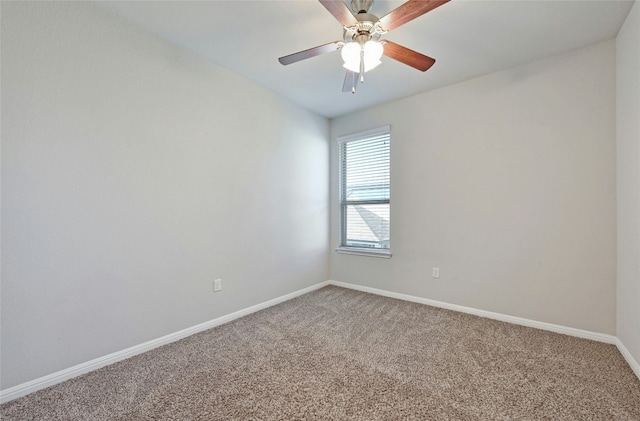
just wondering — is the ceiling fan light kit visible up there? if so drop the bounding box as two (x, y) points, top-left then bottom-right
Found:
(341, 39), (383, 73)
(278, 0), (451, 93)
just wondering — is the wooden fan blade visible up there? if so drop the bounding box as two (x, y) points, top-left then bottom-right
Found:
(383, 41), (436, 72)
(319, 0), (358, 27)
(379, 0), (451, 32)
(278, 41), (343, 65)
(342, 70), (359, 93)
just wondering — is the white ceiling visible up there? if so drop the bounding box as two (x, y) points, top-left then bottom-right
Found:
(96, 0), (634, 119)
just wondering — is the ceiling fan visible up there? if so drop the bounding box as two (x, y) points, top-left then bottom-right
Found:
(278, 0), (450, 93)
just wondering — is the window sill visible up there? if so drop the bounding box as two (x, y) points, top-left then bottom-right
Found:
(335, 247), (392, 258)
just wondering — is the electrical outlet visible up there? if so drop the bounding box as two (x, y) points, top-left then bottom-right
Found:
(213, 278), (222, 292)
(432, 268), (440, 279)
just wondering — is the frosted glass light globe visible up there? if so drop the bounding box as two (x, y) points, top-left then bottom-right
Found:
(341, 40), (383, 73)
(341, 42), (361, 72)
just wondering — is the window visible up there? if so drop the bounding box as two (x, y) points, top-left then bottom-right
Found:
(337, 126), (391, 258)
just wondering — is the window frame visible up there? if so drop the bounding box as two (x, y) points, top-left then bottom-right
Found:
(336, 126), (392, 258)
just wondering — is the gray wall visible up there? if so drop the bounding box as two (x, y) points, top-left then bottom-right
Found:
(617, 1), (640, 368)
(1, 2), (329, 389)
(330, 40), (617, 335)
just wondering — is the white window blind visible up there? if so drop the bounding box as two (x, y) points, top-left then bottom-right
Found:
(338, 126), (391, 254)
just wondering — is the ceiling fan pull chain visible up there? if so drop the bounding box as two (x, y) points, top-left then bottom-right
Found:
(360, 49), (365, 83)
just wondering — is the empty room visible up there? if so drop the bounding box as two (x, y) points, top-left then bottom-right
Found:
(1, 0), (639, 419)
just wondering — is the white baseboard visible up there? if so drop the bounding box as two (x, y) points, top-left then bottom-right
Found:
(327, 280), (617, 344)
(616, 338), (640, 380)
(0, 281), (330, 404)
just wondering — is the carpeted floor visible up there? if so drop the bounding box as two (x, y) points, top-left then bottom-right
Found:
(2, 285), (640, 420)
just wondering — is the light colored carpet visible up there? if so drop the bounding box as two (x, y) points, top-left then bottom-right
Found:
(2, 285), (639, 420)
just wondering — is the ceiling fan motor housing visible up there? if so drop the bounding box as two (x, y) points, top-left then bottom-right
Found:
(343, 12), (385, 43)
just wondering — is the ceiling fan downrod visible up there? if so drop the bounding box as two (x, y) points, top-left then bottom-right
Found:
(351, 0), (374, 14)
